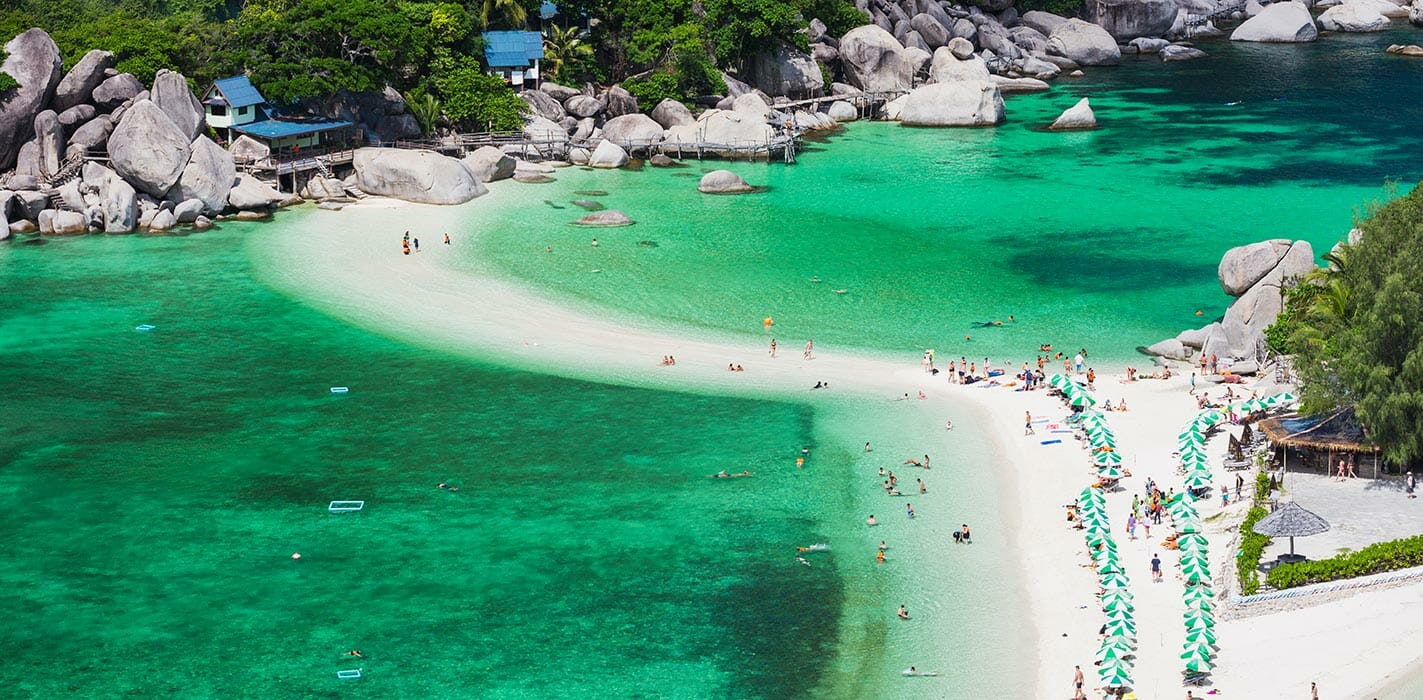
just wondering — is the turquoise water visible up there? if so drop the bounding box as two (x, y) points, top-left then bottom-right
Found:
(477, 29), (1423, 365)
(5, 27), (1423, 699)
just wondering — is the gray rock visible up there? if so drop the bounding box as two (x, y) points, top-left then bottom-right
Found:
(1049, 97), (1097, 129)
(461, 146), (516, 182)
(109, 100), (193, 198)
(750, 43), (824, 98)
(1087, 0), (1178, 41)
(63, 114), (110, 158)
(567, 147), (591, 165)
(828, 100), (859, 121)
(317, 201), (345, 211)
(911, 13), (953, 47)
(601, 113), (665, 147)
(374, 113), (421, 142)
(604, 85), (639, 117)
(974, 0), (1015, 12)
(565, 95), (605, 118)
(649, 154), (677, 167)
(1160, 44), (1209, 61)
(235, 210), (271, 221)
(1020, 55), (1062, 78)
(192, 215), (212, 230)
(353, 148), (486, 204)
(812, 42), (840, 62)
(651, 99), (695, 128)
(808, 17), (830, 42)
(1231, 2), (1318, 42)
(587, 140), (629, 168)
(663, 109), (775, 155)
(839, 25), (915, 93)
(899, 81), (1005, 126)
(16, 190), (49, 219)
(1037, 53), (1081, 71)
(992, 75), (1052, 93)
(227, 173), (287, 210)
(571, 210), (634, 227)
(0, 209), (8, 240)
(698, 169), (756, 193)
(1022, 8), (1068, 35)
(57, 104), (96, 133)
(53, 49), (114, 112)
(904, 46), (934, 74)
(1048, 19), (1122, 66)
(10, 219), (38, 234)
(0, 28), (64, 170)
(91, 73), (143, 111)
(1319, 2), (1389, 31)
(42, 209), (89, 235)
(520, 89), (566, 121)
(951, 17), (978, 42)
(1147, 338), (1190, 360)
(571, 117), (595, 141)
(229, 134), (271, 165)
(930, 47), (992, 82)
(1128, 37), (1169, 54)
(978, 24), (1024, 59)
(1008, 25), (1050, 53)
(731, 93), (772, 118)
(103, 174), (137, 233)
(540, 82), (580, 102)
(166, 136), (236, 214)
(1177, 324), (1214, 349)
(1219, 239), (1292, 295)
(33, 110), (64, 175)
(13, 140), (42, 180)
(524, 115), (570, 143)
(944, 37), (973, 60)
(173, 198), (204, 223)
(150, 69), (205, 140)
(1413, 0), (1423, 27)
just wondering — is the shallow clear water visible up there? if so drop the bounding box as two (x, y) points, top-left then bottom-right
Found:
(4, 26), (1423, 700)
(477, 29), (1423, 365)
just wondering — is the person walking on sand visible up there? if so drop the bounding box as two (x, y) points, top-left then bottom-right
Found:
(1310, 681), (1318, 700)
(918, 478), (926, 494)
(1189, 371), (1197, 394)
(1025, 411), (1035, 436)
(1407, 472), (1416, 499)
(443, 233), (450, 245)
(1151, 553), (1162, 582)
(770, 338), (777, 358)
(413, 237), (420, 252)
(1073, 665), (1086, 699)
(804, 339), (814, 359)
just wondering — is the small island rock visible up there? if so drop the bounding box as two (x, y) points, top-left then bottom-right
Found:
(698, 170), (755, 194)
(572, 210), (634, 227)
(1049, 98), (1097, 130)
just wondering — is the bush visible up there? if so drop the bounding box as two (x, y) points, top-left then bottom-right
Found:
(0, 72), (17, 94)
(1237, 506), (1271, 595)
(1255, 471), (1273, 503)
(623, 72), (682, 112)
(1268, 534), (1423, 589)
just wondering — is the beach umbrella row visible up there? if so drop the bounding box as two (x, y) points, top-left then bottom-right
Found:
(1174, 412), (1222, 677)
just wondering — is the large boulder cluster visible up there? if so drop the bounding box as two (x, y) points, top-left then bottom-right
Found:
(0, 28), (294, 236)
(1146, 239), (1318, 362)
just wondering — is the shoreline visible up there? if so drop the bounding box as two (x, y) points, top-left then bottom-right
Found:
(252, 191), (1423, 698)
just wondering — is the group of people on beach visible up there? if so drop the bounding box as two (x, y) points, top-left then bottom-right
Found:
(399, 231), (450, 255)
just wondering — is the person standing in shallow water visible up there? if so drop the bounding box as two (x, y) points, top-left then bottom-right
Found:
(804, 339), (813, 359)
(769, 338), (777, 358)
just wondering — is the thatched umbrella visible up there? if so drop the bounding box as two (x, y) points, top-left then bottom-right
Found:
(1252, 501), (1330, 557)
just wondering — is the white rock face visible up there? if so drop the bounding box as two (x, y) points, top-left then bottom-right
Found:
(1318, 1), (1389, 31)
(698, 170), (755, 194)
(929, 47), (991, 83)
(353, 148), (486, 204)
(103, 174), (137, 233)
(1231, 2), (1318, 42)
(227, 174), (286, 210)
(838, 25), (915, 93)
(600, 114), (665, 147)
(587, 140), (629, 169)
(1049, 98), (1097, 130)
(663, 110), (775, 153)
(166, 136), (237, 215)
(1047, 19), (1122, 66)
(1218, 239), (1292, 296)
(898, 81), (1005, 127)
(108, 100), (193, 198)
(149, 69), (206, 140)
(524, 116), (569, 144)
(827, 101), (859, 122)
(461, 146), (515, 182)
(651, 99), (695, 128)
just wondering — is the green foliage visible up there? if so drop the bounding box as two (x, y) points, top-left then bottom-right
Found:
(1237, 506), (1271, 595)
(800, 0), (869, 38)
(623, 72), (681, 110)
(543, 24), (593, 84)
(1264, 281), (1321, 355)
(1015, 0), (1086, 17)
(703, 0), (806, 71)
(819, 62), (833, 93)
(430, 56), (525, 130)
(1268, 533), (1423, 589)
(1255, 471), (1273, 502)
(404, 89), (442, 134)
(0, 51), (17, 93)
(1290, 183), (1423, 464)
(481, 0), (528, 29)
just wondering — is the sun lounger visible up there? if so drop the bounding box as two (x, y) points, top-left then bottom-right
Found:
(328, 500), (364, 513)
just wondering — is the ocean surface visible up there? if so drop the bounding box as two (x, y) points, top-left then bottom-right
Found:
(3, 26), (1422, 699)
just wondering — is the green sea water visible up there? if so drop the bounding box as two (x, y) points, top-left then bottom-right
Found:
(477, 29), (1423, 365)
(4, 27), (1423, 700)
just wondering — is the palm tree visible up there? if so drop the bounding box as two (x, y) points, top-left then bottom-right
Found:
(542, 25), (592, 83)
(405, 91), (443, 136)
(481, 0), (527, 29)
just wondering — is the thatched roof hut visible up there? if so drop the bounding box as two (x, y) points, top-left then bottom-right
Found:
(1258, 406), (1379, 453)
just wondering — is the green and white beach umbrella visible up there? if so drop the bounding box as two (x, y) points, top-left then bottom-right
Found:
(1183, 473), (1214, 490)
(1176, 517), (1204, 534)
(1097, 560), (1124, 575)
(1100, 572), (1131, 588)
(1070, 392), (1098, 407)
(1094, 450), (1123, 465)
(1185, 627), (1218, 645)
(1184, 598), (1214, 614)
(1182, 581), (1215, 598)
(1103, 599), (1135, 615)
(1101, 589), (1134, 605)
(1097, 465), (1124, 480)
(1184, 611), (1216, 629)
(1184, 657), (1215, 674)
(1049, 374), (1072, 389)
(1267, 392), (1297, 406)
(1098, 661), (1133, 687)
(1102, 619), (1137, 638)
(1096, 642), (1133, 664)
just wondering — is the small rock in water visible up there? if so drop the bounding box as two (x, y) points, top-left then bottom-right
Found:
(1048, 97), (1097, 130)
(514, 173), (555, 184)
(573, 190), (609, 197)
(698, 170), (755, 194)
(571, 210), (634, 227)
(543, 199), (567, 209)
(1160, 44), (1209, 62)
(649, 153), (680, 167)
(572, 199), (605, 211)
(1386, 44), (1423, 56)
(637, 240), (659, 247)
(1068, 69), (1085, 77)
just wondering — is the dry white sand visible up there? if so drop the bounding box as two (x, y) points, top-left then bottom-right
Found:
(256, 196), (1423, 698)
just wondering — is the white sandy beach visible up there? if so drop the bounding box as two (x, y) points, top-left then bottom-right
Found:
(255, 195), (1423, 699)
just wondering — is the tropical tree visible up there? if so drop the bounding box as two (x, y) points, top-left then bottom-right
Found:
(481, 0), (527, 29)
(542, 25), (592, 83)
(404, 89), (443, 135)
(430, 56), (526, 130)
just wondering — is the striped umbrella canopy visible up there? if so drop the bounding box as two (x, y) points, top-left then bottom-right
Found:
(1267, 392), (1297, 406)
(1096, 641), (1133, 664)
(1090, 433), (1118, 449)
(1185, 627), (1218, 645)
(1085, 530), (1113, 547)
(1184, 611), (1216, 629)
(1084, 523), (1112, 539)
(1182, 646), (1214, 670)
(1097, 560), (1124, 575)
(1182, 567), (1212, 585)
(1176, 517), (1204, 534)
(1094, 450), (1123, 465)
(1184, 657), (1215, 674)
(1184, 598), (1214, 614)
(1170, 502), (1200, 521)
(1181, 452), (1210, 469)
(1178, 426), (1204, 440)
(1183, 472), (1214, 488)
(1102, 619), (1137, 638)
(1049, 374), (1073, 389)
(1180, 546), (1210, 561)
(1101, 633), (1136, 650)
(1100, 572), (1131, 588)
(1080, 486), (1106, 501)
(1180, 558), (1211, 575)
(1093, 541), (1119, 557)
(1101, 589), (1134, 604)
(1103, 598), (1135, 615)
(1097, 465), (1124, 480)
(1083, 514), (1112, 530)
(1182, 637), (1213, 656)
(1098, 661), (1133, 687)
(1070, 392), (1098, 408)
(1182, 581), (1215, 599)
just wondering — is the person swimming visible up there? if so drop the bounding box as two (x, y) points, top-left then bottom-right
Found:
(796, 555), (811, 567)
(346, 650), (364, 658)
(897, 605), (911, 620)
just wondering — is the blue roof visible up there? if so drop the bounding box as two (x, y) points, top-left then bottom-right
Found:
(209, 76), (266, 109)
(484, 31), (544, 68)
(231, 117), (354, 139)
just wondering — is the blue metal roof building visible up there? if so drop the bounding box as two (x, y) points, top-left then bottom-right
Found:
(204, 76), (267, 108)
(484, 31), (544, 89)
(231, 117), (354, 139)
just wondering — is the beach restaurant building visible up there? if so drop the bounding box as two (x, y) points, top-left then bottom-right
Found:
(201, 76), (359, 154)
(483, 31), (545, 90)
(1259, 406), (1395, 478)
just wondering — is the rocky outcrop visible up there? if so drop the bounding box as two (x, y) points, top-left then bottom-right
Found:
(1319, 2), (1390, 31)
(929, 47), (991, 82)
(53, 50), (114, 112)
(524, 115), (569, 144)
(1160, 44), (1209, 61)
(103, 173), (137, 233)
(750, 43), (823, 99)
(1148, 338), (1190, 360)
(604, 86), (639, 117)
(899, 81), (1005, 127)
(540, 82), (580, 102)
(520, 89), (566, 121)
(601, 113), (665, 147)
(1048, 19), (1122, 66)
(167, 136), (237, 215)
(353, 148), (486, 204)
(33, 110), (64, 174)
(1412, 0), (1423, 26)
(663, 110), (775, 153)
(839, 25), (915, 93)
(587, 140), (629, 169)
(1218, 239), (1293, 295)
(108, 100), (193, 198)
(1049, 98), (1097, 130)
(1086, 0), (1178, 41)
(1231, 2), (1318, 42)
(698, 169), (755, 194)
(227, 174), (286, 210)
(828, 100), (859, 122)
(565, 95), (604, 118)
(460, 146), (516, 182)
(572, 210), (633, 226)
(0, 28), (64, 170)
(651, 99), (695, 128)
(150, 69), (205, 140)
(1386, 43), (1423, 55)
(1021, 10), (1068, 36)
